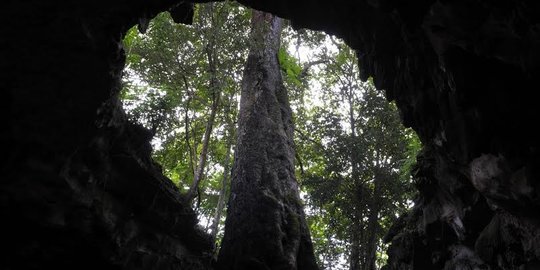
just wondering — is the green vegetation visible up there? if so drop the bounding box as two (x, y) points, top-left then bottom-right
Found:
(121, 3), (421, 268)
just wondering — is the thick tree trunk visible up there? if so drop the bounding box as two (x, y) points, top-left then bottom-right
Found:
(217, 10), (318, 270)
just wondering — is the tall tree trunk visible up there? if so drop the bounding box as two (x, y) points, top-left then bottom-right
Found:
(217, 10), (318, 270)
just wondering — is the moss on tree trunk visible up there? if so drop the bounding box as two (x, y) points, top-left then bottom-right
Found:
(216, 10), (318, 270)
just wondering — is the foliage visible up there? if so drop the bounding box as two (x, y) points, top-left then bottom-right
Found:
(121, 6), (421, 268)
(278, 47), (303, 87)
(286, 33), (420, 269)
(121, 1), (249, 241)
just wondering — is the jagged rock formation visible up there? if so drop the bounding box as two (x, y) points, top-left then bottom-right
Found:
(3, 0), (540, 269)
(2, 1), (212, 269)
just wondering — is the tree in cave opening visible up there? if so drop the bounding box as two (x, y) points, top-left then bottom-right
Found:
(121, 4), (420, 269)
(216, 10), (319, 270)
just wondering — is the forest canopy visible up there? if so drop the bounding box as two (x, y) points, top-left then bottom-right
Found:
(121, 2), (421, 269)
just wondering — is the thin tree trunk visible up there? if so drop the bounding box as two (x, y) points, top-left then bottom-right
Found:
(347, 86), (363, 270)
(185, 91), (220, 203)
(210, 90), (236, 242)
(209, 141), (232, 240)
(217, 10), (318, 270)
(350, 226), (361, 270)
(364, 204), (380, 270)
(182, 76), (196, 178)
(364, 167), (382, 270)
(185, 6), (222, 203)
(323, 211), (334, 270)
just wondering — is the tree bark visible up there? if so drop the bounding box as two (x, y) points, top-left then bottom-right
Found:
(217, 10), (318, 270)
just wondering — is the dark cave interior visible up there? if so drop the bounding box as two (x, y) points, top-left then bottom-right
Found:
(2, 0), (540, 269)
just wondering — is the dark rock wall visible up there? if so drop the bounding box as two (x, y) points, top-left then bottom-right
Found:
(2, 0), (212, 269)
(3, 0), (540, 269)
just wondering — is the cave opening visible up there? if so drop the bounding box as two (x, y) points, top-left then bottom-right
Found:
(119, 2), (420, 269)
(5, 0), (540, 269)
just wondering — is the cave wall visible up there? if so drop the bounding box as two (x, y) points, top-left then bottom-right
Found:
(2, 0), (212, 269)
(3, 0), (540, 269)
